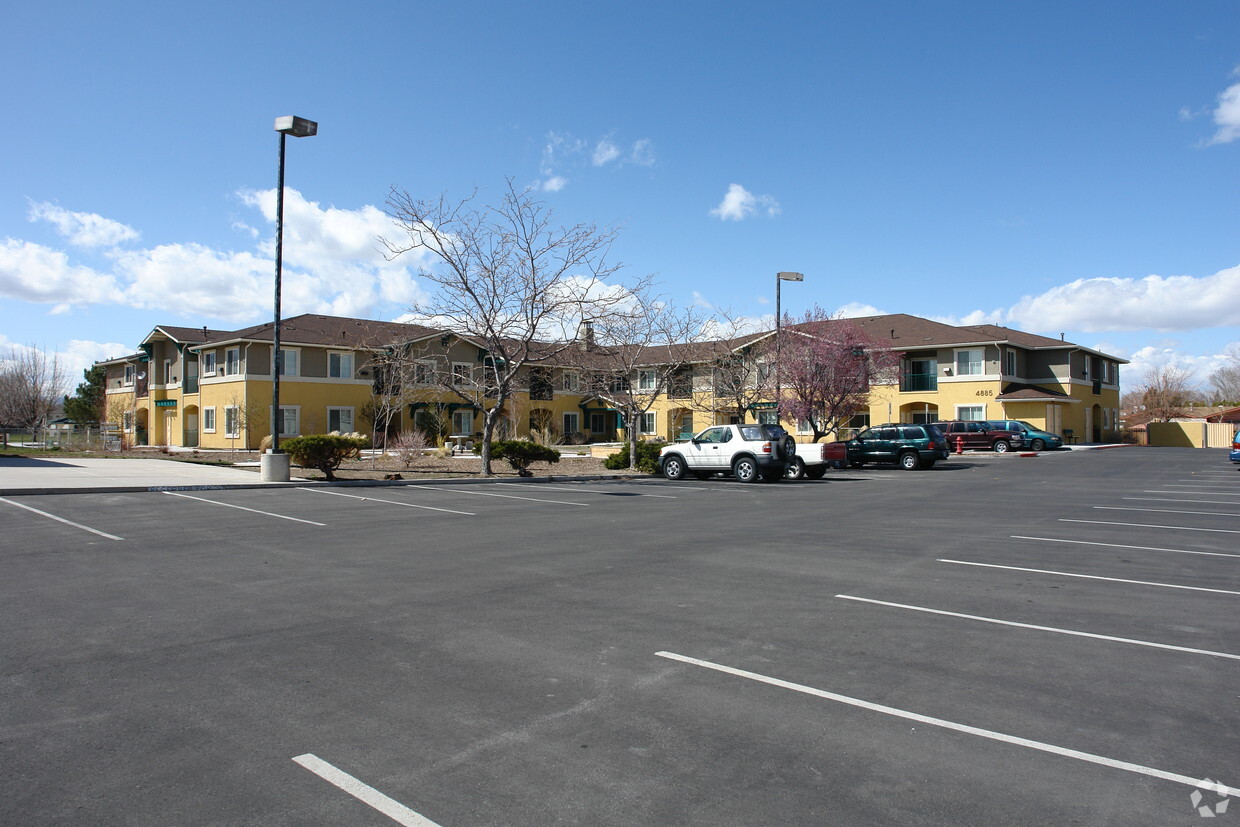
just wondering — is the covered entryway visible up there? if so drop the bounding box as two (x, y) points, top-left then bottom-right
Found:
(900, 402), (939, 424)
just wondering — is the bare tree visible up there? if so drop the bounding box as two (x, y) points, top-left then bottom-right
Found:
(383, 180), (629, 475)
(1136, 363), (1198, 422)
(683, 313), (776, 425)
(1208, 344), (1240, 405)
(0, 344), (69, 432)
(778, 308), (903, 442)
(583, 282), (707, 468)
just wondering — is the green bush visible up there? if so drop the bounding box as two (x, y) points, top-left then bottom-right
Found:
(603, 440), (662, 474)
(280, 433), (369, 481)
(478, 440), (560, 476)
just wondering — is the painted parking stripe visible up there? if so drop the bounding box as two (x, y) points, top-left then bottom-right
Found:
(1125, 497), (1240, 506)
(938, 559), (1240, 596)
(655, 651), (1235, 796)
(835, 594), (1240, 660)
(162, 491), (326, 525)
(1093, 505), (1239, 518)
(1144, 490), (1240, 497)
(299, 487), (475, 515)
(292, 753), (440, 826)
(499, 483), (676, 499)
(1010, 535), (1240, 560)
(0, 496), (123, 541)
(415, 486), (588, 506)
(1059, 519), (1240, 535)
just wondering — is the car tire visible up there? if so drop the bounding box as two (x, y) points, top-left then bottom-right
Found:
(899, 451), (921, 471)
(1030, 438), (1046, 451)
(849, 461), (864, 468)
(993, 439), (1010, 453)
(785, 458), (807, 480)
(662, 454), (687, 481)
(732, 456), (761, 483)
(805, 466), (827, 480)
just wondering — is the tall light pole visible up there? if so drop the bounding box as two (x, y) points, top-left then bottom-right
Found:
(263, 115), (317, 482)
(774, 271), (804, 424)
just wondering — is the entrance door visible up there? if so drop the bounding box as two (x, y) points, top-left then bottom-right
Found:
(1046, 405), (1063, 436)
(164, 411), (178, 446)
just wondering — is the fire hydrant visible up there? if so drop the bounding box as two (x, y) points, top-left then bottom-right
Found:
(955, 435), (964, 454)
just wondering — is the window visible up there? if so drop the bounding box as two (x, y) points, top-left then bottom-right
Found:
(224, 406), (240, 438)
(796, 418), (812, 434)
(638, 370), (656, 391)
(562, 371), (581, 392)
(452, 410), (473, 435)
(203, 407), (216, 433)
(203, 351), (217, 376)
(452, 362), (472, 387)
(639, 412), (656, 434)
(955, 349), (983, 376)
(414, 361), (434, 385)
(1082, 357), (1090, 380)
(124, 365), (135, 386)
(563, 412), (580, 435)
(122, 410), (135, 430)
(275, 406), (299, 437)
(328, 407), (354, 433)
(590, 412), (607, 433)
(757, 410), (779, 425)
(277, 348), (299, 377)
(1004, 350), (1016, 376)
(329, 351), (354, 379)
(902, 358), (937, 391)
(529, 367), (554, 400)
(225, 347), (241, 376)
(957, 405), (985, 421)
(163, 359), (172, 385)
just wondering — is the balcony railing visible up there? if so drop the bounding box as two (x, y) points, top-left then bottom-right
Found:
(183, 376), (199, 394)
(900, 372), (937, 392)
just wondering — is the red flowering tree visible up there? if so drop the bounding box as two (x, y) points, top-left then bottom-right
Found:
(778, 307), (902, 442)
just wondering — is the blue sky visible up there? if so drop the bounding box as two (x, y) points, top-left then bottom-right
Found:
(3, 1), (1239, 393)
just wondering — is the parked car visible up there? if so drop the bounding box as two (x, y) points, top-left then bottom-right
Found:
(985, 420), (1063, 451)
(1230, 429), (1240, 467)
(659, 423), (796, 483)
(826, 423), (950, 470)
(932, 420), (1024, 453)
(785, 440), (848, 479)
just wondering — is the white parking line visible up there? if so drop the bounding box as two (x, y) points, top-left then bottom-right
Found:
(299, 487), (475, 515)
(0, 496), (123, 540)
(1010, 535), (1240, 560)
(1144, 490), (1240, 497)
(415, 486), (588, 506)
(655, 651), (1235, 796)
(499, 483), (676, 498)
(162, 491), (326, 525)
(292, 753), (440, 826)
(1059, 519), (1240, 535)
(938, 559), (1240, 596)
(1125, 497), (1240, 506)
(835, 594), (1240, 660)
(1094, 506), (1239, 518)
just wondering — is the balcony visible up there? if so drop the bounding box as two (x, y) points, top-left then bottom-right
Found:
(183, 376), (199, 394)
(900, 372), (937, 392)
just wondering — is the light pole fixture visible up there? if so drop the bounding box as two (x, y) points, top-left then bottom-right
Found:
(774, 271), (804, 423)
(271, 115), (317, 458)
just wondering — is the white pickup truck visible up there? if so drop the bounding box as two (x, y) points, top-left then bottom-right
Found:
(784, 440), (848, 479)
(658, 423), (797, 483)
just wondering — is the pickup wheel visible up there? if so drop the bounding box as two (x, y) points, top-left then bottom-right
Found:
(784, 458), (807, 480)
(993, 439), (1010, 453)
(805, 466), (827, 480)
(732, 456), (761, 483)
(898, 451), (921, 471)
(662, 454), (688, 481)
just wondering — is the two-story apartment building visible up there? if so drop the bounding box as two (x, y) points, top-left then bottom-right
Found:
(98, 312), (1124, 449)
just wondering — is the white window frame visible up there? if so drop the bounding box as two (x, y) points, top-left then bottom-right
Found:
(562, 371), (581, 392)
(202, 351), (217, 376)
(224, 406), (241, 438)
(123, 365), (135, 386)
(1083, 357), (1090, 380)
(414, 360), (435, 385)
(563, 412), (580, 435)
(277, 347), (300, 377)
(275, 405), (300, 438)
(202, 407), (216, 433)
(451, 362), (472, 387)
(639, 411), (656, 435)
(757, 410), (779, 425)
(328, 351), (354, 379)
(956, 404), (986, 421)
(796, 418), (812, 435)
(327, 406), (354, 434)
(122, 410), (135, 431)
(590, 412), (607, 433)
(1004, 350), (1016, 376)
(163, 359), (173, 385)
(955, 348), (984, 377)
(224, 347), (241, 377)
(638, 370), (656, 391)
(452, 409), (473, 435)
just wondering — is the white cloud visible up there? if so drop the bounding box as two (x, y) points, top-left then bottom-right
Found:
(541, 176), (567, 192)
(710, 184), (781, 221)
(1208, 79), (1240, 145)
(0, 238), (124, 305)
(537, 131), (654, 189)
(629, 139), (655, 166)
(592, 139), (621, 166)
(1005, 267), (1240, 333)
(836, 303), (887, 319)
(28, 202), (139, 247)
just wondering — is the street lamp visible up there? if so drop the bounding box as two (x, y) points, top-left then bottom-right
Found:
(263, 115), (317, 483)
(774, 271), (804, 424)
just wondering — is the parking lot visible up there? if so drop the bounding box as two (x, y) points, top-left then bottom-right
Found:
(1, 447), (1236, 825)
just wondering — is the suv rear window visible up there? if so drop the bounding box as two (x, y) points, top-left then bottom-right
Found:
(900, 426), (924, 439)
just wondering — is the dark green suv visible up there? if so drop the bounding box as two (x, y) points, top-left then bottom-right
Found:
(836, 423), (950, 470)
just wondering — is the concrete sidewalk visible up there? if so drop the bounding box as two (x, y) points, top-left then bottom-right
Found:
(0, 456), (296, 496)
